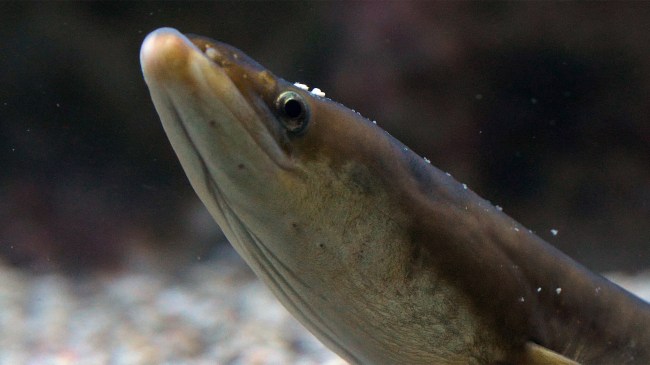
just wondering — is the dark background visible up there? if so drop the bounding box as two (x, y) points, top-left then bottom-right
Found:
(1, 2), (648, 273)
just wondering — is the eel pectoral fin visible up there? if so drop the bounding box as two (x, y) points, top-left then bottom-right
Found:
(520, 342), (580, 365)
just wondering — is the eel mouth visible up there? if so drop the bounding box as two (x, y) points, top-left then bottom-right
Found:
(140, 27), (292, 172)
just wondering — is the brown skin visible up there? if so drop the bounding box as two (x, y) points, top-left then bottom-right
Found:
(298, 84), (650, 364)
(275, 55), (650, 363)
(142, 28), (650, 364)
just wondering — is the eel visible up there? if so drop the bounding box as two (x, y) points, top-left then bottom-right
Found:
(140, 27), (650, 364)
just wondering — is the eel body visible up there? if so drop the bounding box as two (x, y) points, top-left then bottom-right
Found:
(140, 28), (650, 364)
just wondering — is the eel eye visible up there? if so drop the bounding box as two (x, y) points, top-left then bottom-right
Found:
(275, 91), (310, 134)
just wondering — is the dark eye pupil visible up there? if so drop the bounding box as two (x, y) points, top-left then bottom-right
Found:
(283, 99), (303, 119)
(275, 91), (310, 134)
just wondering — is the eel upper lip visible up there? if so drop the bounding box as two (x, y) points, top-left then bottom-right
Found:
(140, 27), (205, 82)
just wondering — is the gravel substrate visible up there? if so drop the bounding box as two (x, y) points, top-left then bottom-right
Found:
(0, 248), (345, 365)
(0, 247), (647, 365)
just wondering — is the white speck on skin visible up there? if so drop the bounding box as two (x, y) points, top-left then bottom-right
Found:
(495, 205), (503, 212)
(372, 120), (377, 124)
(423, 157), (431, 164)
(462, 184), (468, 190)
(293, 82), (309, 91)
(514, 227), (520, 232)
(556, 288), (562, 295)
(537, 287), (542, 293)
(595, 287), (601, 294)
(550, 229), (559, 236)
(205, 47), (220, 60)
(311, 88), (326, 97)
(445, 172), (452, 177)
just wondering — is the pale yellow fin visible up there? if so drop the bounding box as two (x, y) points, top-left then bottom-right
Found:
(521, 342), (581, 365)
